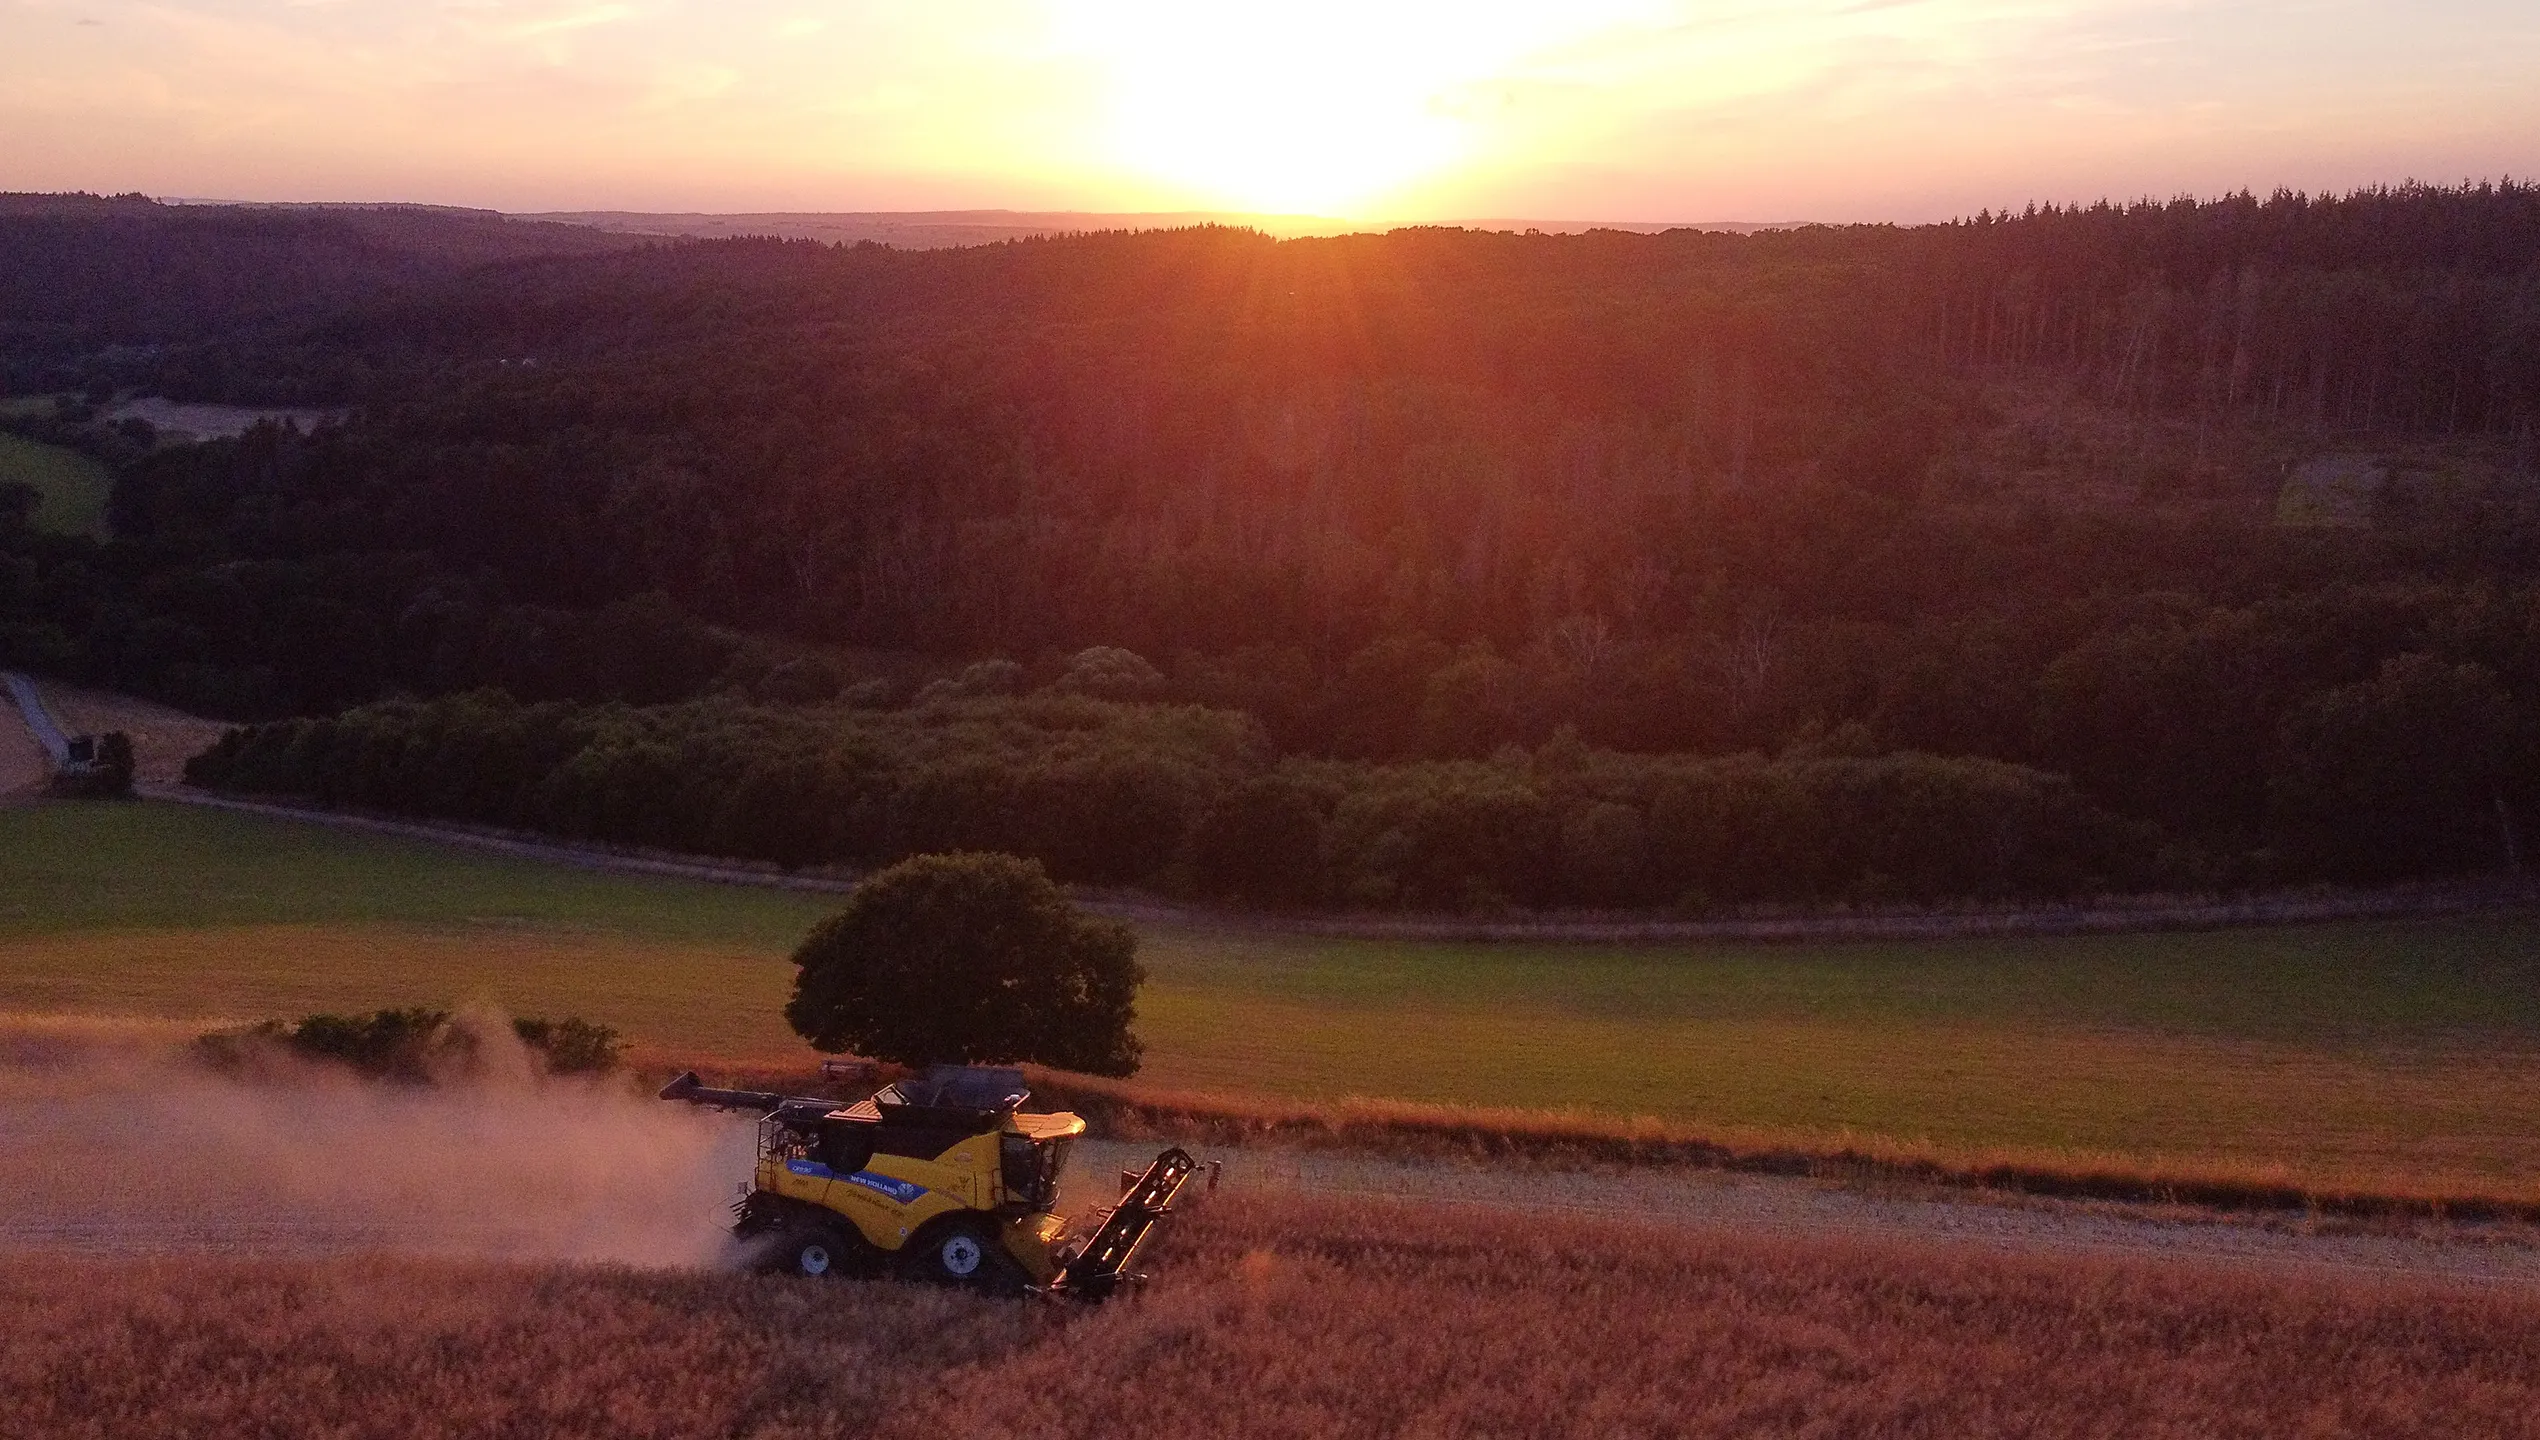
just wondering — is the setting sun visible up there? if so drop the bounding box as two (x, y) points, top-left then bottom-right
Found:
(3, 1), (2535, 219)
(1057, 1), (1642, 214)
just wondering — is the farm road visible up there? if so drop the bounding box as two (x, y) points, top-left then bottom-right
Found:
(1069, 1139), (2540, 1291)
(0, 1028), (2531, 1290)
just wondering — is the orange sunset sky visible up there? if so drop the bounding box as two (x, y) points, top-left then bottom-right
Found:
(3, 1), (2537, 221)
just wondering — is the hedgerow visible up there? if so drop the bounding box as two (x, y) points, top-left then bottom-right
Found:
(185, 690), (2149, 910)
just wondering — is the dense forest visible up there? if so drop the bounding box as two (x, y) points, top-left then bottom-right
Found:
(9, 185), (2540, 908)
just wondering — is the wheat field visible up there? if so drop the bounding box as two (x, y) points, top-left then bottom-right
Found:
(5, 1192), (2538, 1440)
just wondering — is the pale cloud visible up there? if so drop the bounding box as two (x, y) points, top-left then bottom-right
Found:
(0, 0), (2532, 217)
(647, 60), (736, 108)
(502, 5), (637, 41)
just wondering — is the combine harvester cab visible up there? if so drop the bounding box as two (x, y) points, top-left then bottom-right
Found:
(661, 1065), (1193, 1299)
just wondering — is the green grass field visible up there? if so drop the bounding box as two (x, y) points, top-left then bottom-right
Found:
(4, 801), (2538, 1188)
(0, 434), (113, 539)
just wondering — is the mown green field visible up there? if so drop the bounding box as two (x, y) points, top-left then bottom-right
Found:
(0, 434), (113, 538)
(4, 801), (2538, 1187)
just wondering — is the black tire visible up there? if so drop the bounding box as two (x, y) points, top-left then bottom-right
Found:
(903, 1221), (1018, 1291)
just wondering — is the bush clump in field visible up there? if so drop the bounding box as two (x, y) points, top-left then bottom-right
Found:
(194, 1007), (624, 1081)
(787, 851), (1143, 1076)
(508, 1016), (626, 1075)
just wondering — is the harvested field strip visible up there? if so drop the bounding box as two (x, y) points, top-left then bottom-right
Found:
(1062, 1138), (2540, 1285)
(25, 678), (229, 786)
(1037, 1072), (2540, 1221)
(6, 1194), (2540, 1439)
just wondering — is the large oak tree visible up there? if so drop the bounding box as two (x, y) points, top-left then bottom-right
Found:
(785, 851), (1143, 1076)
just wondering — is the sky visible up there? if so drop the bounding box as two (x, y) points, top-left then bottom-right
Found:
(2, 1), (2536, 223)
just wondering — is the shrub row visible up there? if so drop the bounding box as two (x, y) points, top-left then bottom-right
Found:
(193, 1008), (625, 1081)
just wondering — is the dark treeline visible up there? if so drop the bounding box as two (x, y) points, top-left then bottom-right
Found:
(10, 184), (2540, 904)
(0, 193), (635, 395)
(185, 689), (2144, 910)
(1903, 185), (2540, 433)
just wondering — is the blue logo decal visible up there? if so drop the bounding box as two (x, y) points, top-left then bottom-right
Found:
(843, 1171), (928, 1204)
(785, 1159), (836, 1179)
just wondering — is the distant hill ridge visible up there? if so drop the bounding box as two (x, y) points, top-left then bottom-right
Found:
(515, 208), (1805, 247)
(0, 193), (641, 354)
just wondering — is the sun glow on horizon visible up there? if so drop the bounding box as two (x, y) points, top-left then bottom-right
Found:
(0, 1), (2534, 221)
(1055, 2), (1653, 216)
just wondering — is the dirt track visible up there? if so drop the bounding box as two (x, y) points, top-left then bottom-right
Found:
(1073, 1138), (2540, 1289)
(1, 1025), (2532, 1290)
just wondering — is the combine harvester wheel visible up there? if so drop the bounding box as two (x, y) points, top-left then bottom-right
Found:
(783, 1230), (849, 1278)
(905, 1221), (1028, 1293)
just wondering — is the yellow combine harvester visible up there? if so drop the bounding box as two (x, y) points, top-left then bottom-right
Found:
(660, 1065), (1193, 1298)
